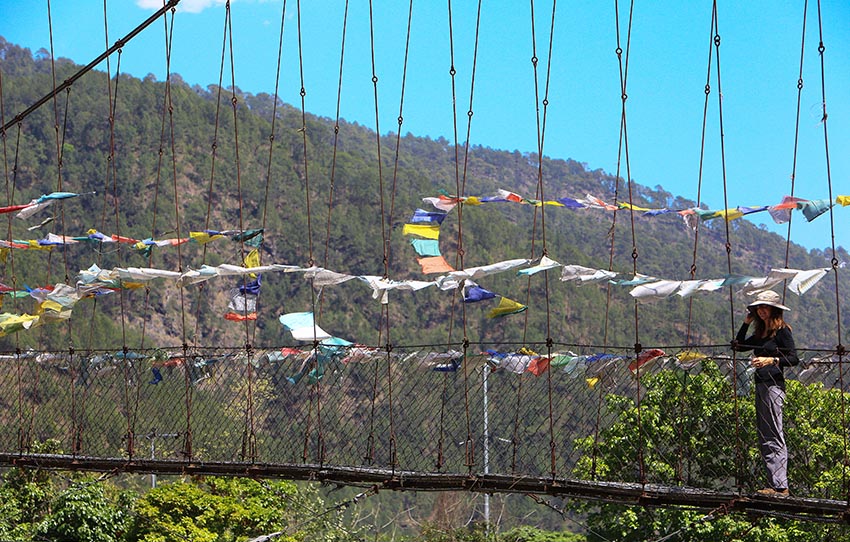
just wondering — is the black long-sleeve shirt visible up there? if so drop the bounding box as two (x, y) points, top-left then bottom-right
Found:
(734, 322), (799, 388)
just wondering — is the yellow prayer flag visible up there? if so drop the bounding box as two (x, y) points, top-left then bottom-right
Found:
(721, 208), (745, 221)
(464, 196), (482, 205)
(190, 231), (224, 244)
(586, 377), (600, 389)
(836, 195), (850, 207)
(486, 297), (527, 318)
(27, 240), (51, 251)
(122, 282), (145, 290)
(402, 223), (441, 240)
(618, 202), (651, 212)
(243, 249), (261, 278)
(244, 249), (261, 268)
(38, 300), (64, 313)
(676, 350), (707, 363)
(0, 313), (39, 332)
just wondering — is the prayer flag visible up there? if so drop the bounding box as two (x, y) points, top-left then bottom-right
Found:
(402, 223), (441, 239)
(798, 199), (832, 222)
(418, 256), (454, 274)
(486, 297), (527, 318)
(279, 312), (332, 341)
(527, 356), (550, 376)
(411, 209), (448, 224)
(463, 281), (496, 303)
(190, 231), (225, 244)
(629, 348), (666, 374)
(410, 238), (441, 257)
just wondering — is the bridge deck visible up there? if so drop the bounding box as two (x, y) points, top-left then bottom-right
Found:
(2, 453), (846, 523)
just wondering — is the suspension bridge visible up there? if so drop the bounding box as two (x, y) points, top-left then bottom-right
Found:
(0, 0), (849, 527)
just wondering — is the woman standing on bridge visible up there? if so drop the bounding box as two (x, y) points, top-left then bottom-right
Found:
(734, 289), (799, 497)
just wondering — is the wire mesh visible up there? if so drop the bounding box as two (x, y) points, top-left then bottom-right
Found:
(0, 342), (846, 504)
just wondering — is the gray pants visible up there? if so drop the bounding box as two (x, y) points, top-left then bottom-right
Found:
(755, 382), (787, 489)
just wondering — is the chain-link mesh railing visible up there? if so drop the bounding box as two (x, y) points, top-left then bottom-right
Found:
(0, 342), (846, 505)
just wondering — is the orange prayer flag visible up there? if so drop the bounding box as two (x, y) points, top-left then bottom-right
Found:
(418, 256), (455, 274)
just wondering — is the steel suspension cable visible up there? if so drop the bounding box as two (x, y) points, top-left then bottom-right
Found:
(46, 0), (84, 455)
(783, 0), (808, 270)
(294, 0), (324, 465)
(45, 0), (70, 303)
(96, 17), (128, 351)
(225, 1), (251, 347)
(520, 0), (559, 479)
(192, 2), (231, 348)
(2, 1), (182, 134)
(444, 0), (475, 471)
(458, 0), (485, 473)
(592, 0), (635, 479)
(0, 39), (28, 454)
(140, 8), (176, 352)
(382, 0), (416, 473)
(709, 1), (744, 492)
(538, 0), (559, 479)
(260, 0), (291, 334)
(610, 0), (647, 485)
(602, 0), (632, 343)
(813, 0), (847, 500)
(320, 0), (348, 279)
(684, 7), (714, 348)
(677, 5), (715, 484)
(519, 0), (543, 347)
(360, 0), (384, 467)
(219, 1), (257, 462)
(96, 1), (137, 457)
(385, 0), (414, 274)
(156, 7), (193, 458)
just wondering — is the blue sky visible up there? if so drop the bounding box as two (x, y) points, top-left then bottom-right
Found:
(1, 0), (848, 252)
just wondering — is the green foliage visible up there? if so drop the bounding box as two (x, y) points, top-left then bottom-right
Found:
(499, 526), (585, 541)
(127, 477), (361, 542)
(411, 523), (492, 542)
(34, 479), (134, 542)
(570, 361), (850, 541)
(402, 524), (585, 542)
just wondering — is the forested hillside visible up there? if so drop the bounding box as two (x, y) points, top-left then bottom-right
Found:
(0, 37), (846, 353)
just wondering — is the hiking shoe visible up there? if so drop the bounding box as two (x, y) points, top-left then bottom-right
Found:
(756, 488), (789, 496)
